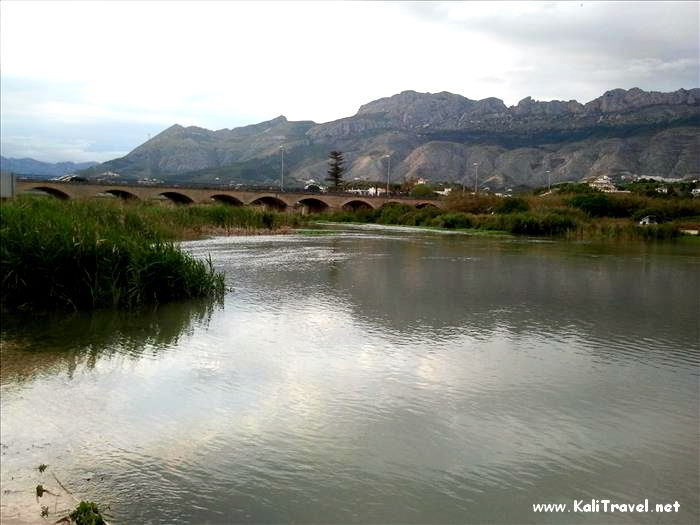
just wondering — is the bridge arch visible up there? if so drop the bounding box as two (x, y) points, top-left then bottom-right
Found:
(297, 197), (329, 214)
(103, 189), (139, 200)
(211, 194), (244, 206)
(342, 199), (376, 211)
(249, 195), (287, 211)
(416, 202), (439, 209)
(25, 186), (71, 200)
(159, 191), (194, 204)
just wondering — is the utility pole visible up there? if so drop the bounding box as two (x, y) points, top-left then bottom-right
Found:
(384, 154), (391, 196)
(473, 162), (479, 194)
(280, 146), (284, 192)
(462, 156), (467, 194)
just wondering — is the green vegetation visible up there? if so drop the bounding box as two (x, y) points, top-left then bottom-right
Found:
(3, 188), (695, 314)
(620, 178), (698, 198)
(551, 182), (599, 194)
(70, 501), (107, 525)
(0, 198), (252, 311)
(326, 150), (346, 189)
(314, 189), (700, 241)
(568, 193), (632, 217)
(125, 200), (304, 239)
(496, 196), (530, 214)
(409, 183), (436, 198)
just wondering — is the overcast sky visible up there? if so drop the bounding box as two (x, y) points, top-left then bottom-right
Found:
(1, 1), (698, 162)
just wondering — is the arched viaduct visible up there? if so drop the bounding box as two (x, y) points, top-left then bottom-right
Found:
(16, 181), (446, 213)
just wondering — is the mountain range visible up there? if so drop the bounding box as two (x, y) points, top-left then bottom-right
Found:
(82, 87), (700, 189)
(0, 156), (98, 178)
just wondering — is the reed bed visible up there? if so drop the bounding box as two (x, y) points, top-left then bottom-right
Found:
(114, 201), (305, 240)
(0, 198), (254, 311)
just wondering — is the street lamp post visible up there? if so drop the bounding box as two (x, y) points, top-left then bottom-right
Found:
(462, 156), (467, 194)
(473, 162), (479, 194)
(383, 154), (391, 196)
(280, 146), (285, 192)
(546, 170), (552, 192)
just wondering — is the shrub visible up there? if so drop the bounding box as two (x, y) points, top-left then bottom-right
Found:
(444, 193), (500, 214)
(412, 207), (442, 226)
(632, 201), (700, 222)
(378, 204), (414, 224)
(409, 184), (436, 198)
(507, 212), (578, 235)
(497, 197), (530, 214)
(568, 193), (631, 217)
(429, 212), (472, 229)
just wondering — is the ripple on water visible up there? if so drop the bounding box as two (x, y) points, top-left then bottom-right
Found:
(1, 231), (698, 523)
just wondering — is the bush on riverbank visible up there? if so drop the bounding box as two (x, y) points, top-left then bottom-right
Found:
(566, 219), (681, 241)
(315, 204), (582, 236)
(0, 198), (228, 310)
(314, 199), (689, 240)
(447, 192), (700, 221)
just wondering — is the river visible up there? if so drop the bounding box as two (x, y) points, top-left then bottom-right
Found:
(1, 225), (698, 524)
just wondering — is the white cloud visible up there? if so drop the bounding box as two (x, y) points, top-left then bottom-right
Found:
(1, 1), (697, 162)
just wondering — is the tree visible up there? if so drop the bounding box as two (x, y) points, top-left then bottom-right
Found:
(410, 183), (435, 198)
(326, 151), (345, 189)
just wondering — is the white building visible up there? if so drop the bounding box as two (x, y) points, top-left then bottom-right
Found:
(588, 175), (617, 192)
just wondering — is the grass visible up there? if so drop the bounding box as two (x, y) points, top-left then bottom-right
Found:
(0, 198), (233, 311)
(114, 200), (306, 240)
(312, 191), (699, 241)
(313, 204), (580, 237)
(70, 501), (107, 525)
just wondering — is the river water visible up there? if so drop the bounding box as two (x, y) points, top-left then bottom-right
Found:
(1, 225), (698, 524)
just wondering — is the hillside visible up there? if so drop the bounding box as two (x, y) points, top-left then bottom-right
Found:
(1, 156), (98, 177)
(81, 87), (700, 189)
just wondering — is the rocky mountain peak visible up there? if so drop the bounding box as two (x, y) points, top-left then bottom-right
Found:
(585, 87), (700, 113)
(160, 124), (184, 135)
(82, 86), (699, 190)
(512, 96), (584, 116)
(470, 97), (508, 115)
(356, 90), (474, 117)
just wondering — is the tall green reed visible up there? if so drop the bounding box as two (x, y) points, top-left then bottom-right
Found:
(1, 198), (226, 311)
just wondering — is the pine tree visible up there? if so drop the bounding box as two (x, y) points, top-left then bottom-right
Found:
(326, 150), (345, 189)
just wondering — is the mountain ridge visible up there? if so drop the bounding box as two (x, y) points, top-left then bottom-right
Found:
(1, 156), (98, 177)
(80, 87), (700, 189)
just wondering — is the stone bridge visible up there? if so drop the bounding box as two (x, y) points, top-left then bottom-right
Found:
(16, 180), (445, 213)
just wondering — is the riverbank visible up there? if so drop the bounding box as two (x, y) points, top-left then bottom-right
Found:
(312, 192), (700, 241)
(0, 198), (303, 311)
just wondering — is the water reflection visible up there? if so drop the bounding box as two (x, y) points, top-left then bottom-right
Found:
(1, 228), (698, 524)
(189, 228), (699, 360)
(1, 298), (221, 386)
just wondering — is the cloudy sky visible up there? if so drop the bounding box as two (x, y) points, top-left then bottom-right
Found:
(1, 1), (698, 162)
